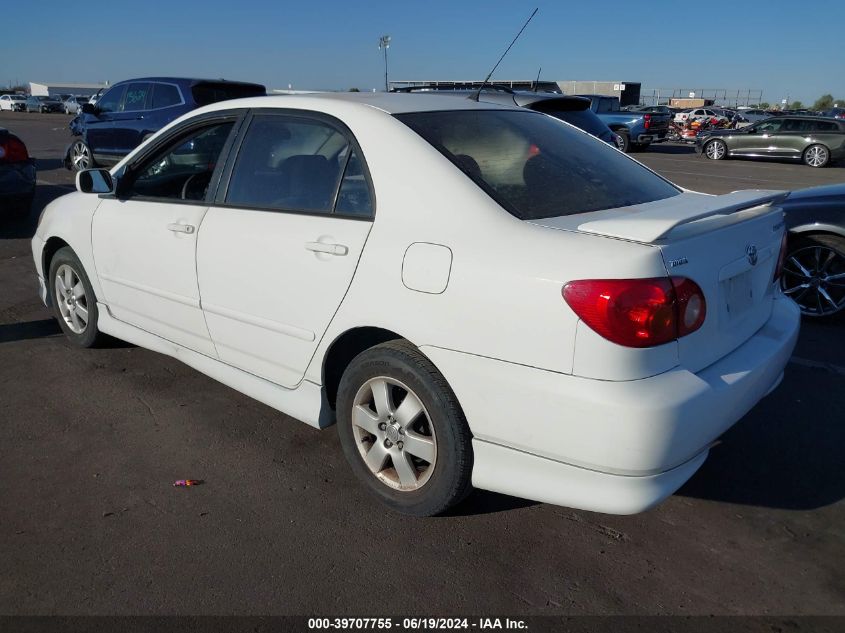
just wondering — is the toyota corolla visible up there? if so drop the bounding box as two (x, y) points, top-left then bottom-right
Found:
(32, 93), (800, 516)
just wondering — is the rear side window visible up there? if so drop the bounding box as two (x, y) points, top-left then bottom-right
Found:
(225, 115), (352, 214)
(396, 110), (680, 220)
(192, 82), (265, 106)
(122, 83), (151, 112)
(541, 109), (609, 138)
(812, 121), (838, 132)
(152, 83), (182, 109)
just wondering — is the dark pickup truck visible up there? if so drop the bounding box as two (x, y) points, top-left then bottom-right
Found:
(577, 95), (671, 152)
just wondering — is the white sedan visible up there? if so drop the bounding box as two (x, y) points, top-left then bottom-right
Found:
(32, 93), (800, 516)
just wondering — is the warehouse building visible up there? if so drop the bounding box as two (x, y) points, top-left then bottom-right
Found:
(29, 82), (108, 97)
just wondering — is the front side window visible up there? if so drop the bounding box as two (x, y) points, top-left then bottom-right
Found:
(225, 115), (353, 214)
(96, 86), (125, 114)
(755, 119), (783, 133)
(127, 121), (235, 201)
(396, 110), (681, 221)
(122, 83), (151, 112)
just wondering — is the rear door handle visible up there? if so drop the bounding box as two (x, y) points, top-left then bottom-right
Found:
(305, 242), (348, 256)
(167, 223), (195, 234)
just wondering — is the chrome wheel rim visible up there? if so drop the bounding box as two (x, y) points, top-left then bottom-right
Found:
(54, 264), (89, 334)
(805, 146), (828, 167)
(351, 377), (437, 491)
(781, 245), (845, 316)
(706, 140), (726, 159)
(71, 141), (90, 170)
(614, 135), (626, 151)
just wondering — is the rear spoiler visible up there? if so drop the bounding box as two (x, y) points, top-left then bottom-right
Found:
(576, 190), (789, 243)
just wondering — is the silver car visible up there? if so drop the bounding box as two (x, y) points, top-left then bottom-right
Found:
(62, 96), (89, 115)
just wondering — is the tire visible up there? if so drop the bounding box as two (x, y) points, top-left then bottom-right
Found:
(803, 144), (830, 168)
(781, 234), (845, 318)
(704, 138), (728, 160)
(48, 247), (105, 347)
(614, 130), (630, 153)
(69, 139), (94, 171)
(336, 339), (473, 516)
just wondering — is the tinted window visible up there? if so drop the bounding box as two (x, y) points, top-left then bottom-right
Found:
(191, 82), (265, 106)
(812, 121), (838, 132)
(782, 119), (810, 132)
(152, 83), (182, 109)
(335, 149), (373, 217)
(129, 122), (234, 201)
(397, 110), (680, 220)
(755, 119), (783, 133)
(596, 98), (616, 113)
(122, 83), (151, 112)
(96, 86), (125, 114)
(226, 115), (350, 213)
(543, 109), (609, 138)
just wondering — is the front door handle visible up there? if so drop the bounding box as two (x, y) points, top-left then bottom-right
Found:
(167, 223), (195, 234)
(305, 242), (348, 256)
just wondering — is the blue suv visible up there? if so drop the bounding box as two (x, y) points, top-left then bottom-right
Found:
(65, 77), (265, 171)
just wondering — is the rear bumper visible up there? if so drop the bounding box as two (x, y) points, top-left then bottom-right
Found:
(422, 295), (800, 513)
(0, 162), (36, 206)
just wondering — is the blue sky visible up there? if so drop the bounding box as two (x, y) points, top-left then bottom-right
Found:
(3, 0), (843, 105)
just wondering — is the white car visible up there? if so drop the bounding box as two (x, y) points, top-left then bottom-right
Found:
(674, 108), (726, 124)
(0, 94), (26, 111)
(32, 94), (800, 516)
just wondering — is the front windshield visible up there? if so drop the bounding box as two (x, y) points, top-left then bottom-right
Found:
(396, 110), (681, 220)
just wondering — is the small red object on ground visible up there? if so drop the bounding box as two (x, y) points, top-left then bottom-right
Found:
(173, 479), (203, 487)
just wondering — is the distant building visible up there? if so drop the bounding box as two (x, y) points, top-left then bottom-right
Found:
(29, 82), (108, 97)
(389, 79), (641, 106)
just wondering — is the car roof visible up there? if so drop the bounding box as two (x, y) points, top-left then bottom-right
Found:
(197, 92), (527, 115)
(110, 76), (266, 87)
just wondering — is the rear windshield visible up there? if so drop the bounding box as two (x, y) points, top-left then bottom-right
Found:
(396, 110), (680, 220)
(191, 82), (265, 106)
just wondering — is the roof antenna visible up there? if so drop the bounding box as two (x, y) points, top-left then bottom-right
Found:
(533, 66), (542, 92)
(469, 8), (538, 102)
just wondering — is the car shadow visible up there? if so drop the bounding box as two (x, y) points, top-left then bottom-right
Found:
(644, 143), (696, 155)
(677, 364), (845, 510)
(34, 158), (66, 171)
(444, 489), (538, 517)
(0, 318), (60, 343)
(0, 184), (72, 240)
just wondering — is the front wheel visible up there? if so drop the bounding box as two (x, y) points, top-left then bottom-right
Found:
(803, 144), (830, 168)
(704, 139), (728, 160)
(336, 340), (473, 516)
(48, 247), (105, 347)
(70, 140), (94, 171)
(614, 131), (630, 152)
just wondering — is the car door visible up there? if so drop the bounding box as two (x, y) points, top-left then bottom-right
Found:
(773, 118), (810, 158)
(91, 113), (242, 356)
(734, 118), (783, 155)
(196, 111), (374, 388)
(84, 85), (126, 160)
(110, 82), (152, 156)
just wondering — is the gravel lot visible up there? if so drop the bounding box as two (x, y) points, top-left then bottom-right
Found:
(1, 111), (844, 616)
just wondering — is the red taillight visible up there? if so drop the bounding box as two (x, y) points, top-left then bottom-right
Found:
(643, 113), (651, 130)
(562, 277), (706, 348)
(0, 136), (29, 163)
(774, 232), (788, 282)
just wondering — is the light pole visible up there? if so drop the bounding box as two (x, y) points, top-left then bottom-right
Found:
(379, 35), (391, 92)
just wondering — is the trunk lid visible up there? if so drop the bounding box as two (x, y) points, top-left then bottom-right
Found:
(532, 190), (789, 373)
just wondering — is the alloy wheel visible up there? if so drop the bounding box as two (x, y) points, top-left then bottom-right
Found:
(705, 140), (726, 160)
(805, 146), (829, 168)
(351, 376), (437, 491)
(781, 245), (845, 316)
(71, 141), (91, 170)
(54, 264), (89, 334)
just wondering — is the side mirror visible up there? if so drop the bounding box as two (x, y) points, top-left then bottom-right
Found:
(76, 168), (114, 194)
(81, 103), (96, 115)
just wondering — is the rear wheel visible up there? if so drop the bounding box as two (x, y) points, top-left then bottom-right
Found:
(336, 340), (473, 516)
(48, 247), (105, 347)
(704, 139), (727, 160)
(803, 144), (830, 168)
(781, 234), (845, 317)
